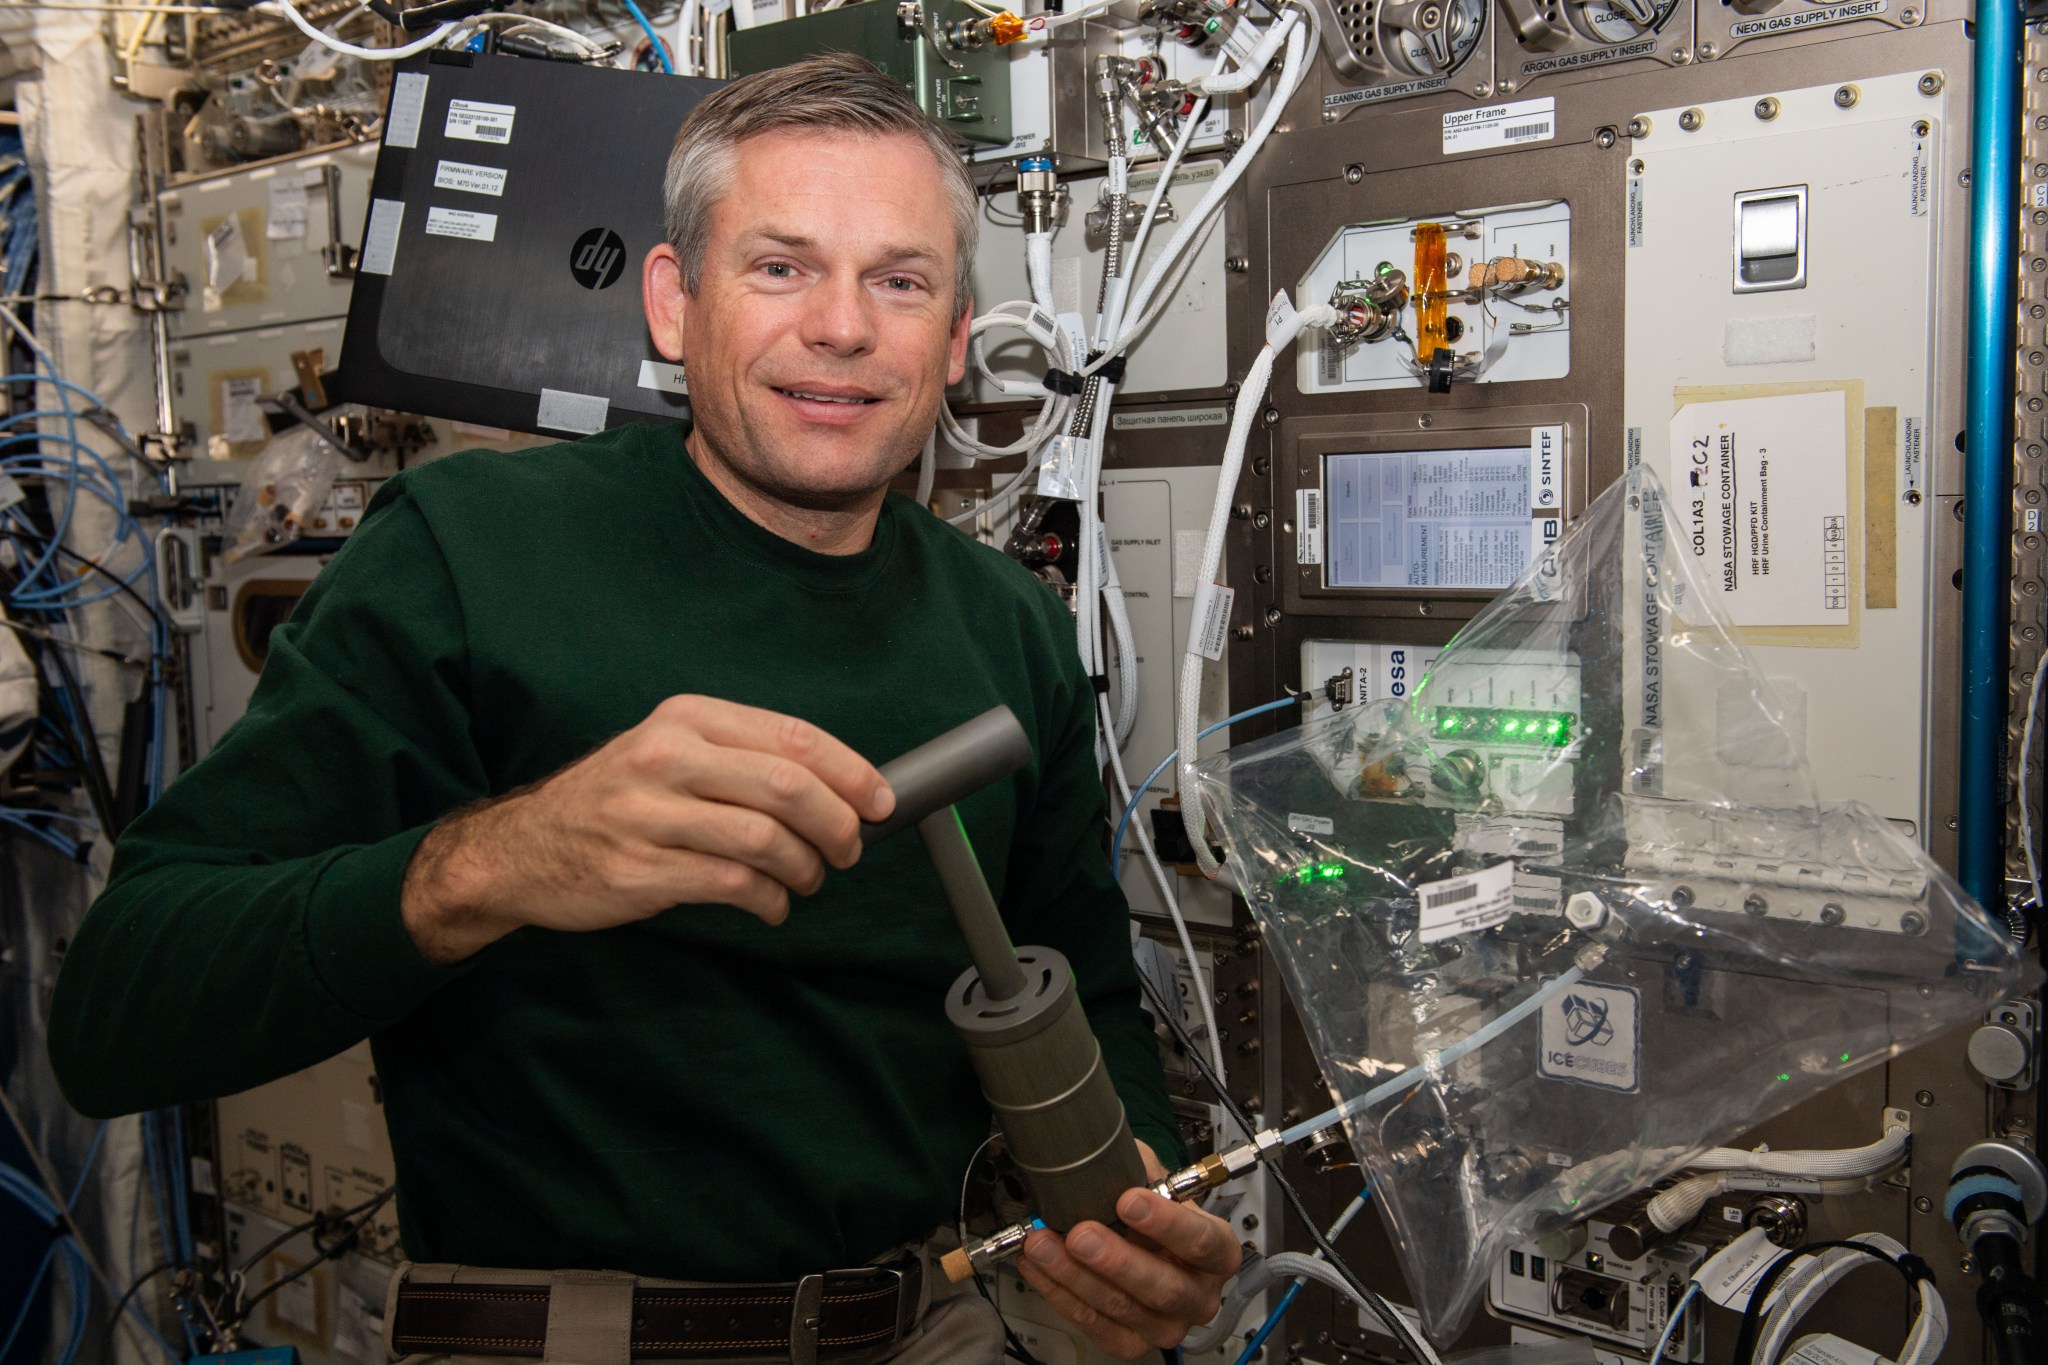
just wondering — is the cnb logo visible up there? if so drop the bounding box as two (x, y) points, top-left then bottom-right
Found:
(570, 228), (626, 290)
(1559, 993), (1615, 1048)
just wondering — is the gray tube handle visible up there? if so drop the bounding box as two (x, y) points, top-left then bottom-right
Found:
(861, 705), (1033, 845)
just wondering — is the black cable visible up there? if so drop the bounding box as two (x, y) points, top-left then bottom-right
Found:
(38, 635), (122, 837)
(0, 530), (174, 629)
(1133, 970), (1437, 1365)
(233, 1185), (395, 1281)
(94, 1261), (175, 1365)
(232, 1188), (396, 1327)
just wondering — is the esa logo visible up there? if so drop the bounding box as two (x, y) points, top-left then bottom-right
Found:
(1388, 649), (1408, 698)
(570, 228), (626, 290)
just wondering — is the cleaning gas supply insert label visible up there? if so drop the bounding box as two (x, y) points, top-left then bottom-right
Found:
(1443, 98), (1556, 155)
(1416, 860), (1516, 943)
(445, 99), (516, 145)
(1667, 390), (1851, 627)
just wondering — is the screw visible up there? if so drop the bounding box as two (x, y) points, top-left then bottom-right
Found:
(1698, 41), (1716, 57)
(1900, 5), (1918, 20)
(1323, 110), (1338, 123)
(1672, 46), (1691, 63)
(1628, 116), (1651, 138)
(1821, 903), (1846, 925)
(1961, 1253), (1976, 1274)
(1920, 71), (1945, 95)
(1902, 910), (1929, 934)
(1946, 814), (1959, 829)
(1226, 256), (1250, 273)
(1417, 415), (1433, 429)
(1252, 455), (1271, 475)
(1755, 97), (1781, 121)
(1252, 510), (1271, 529)
(1961, 169), (1973, 187)
(1232, 502), (1253, 520)
(1418, 601), (1434, 616)
(1916, 1196), (1934, 1213)
(1745, 893), (1769, 917)
(1234, 624), (1255, 640)
(1906, 489), (1923, 505)
(1914, 119), (1931, 136)
(1917, 1089), (1937, 1107)
(1630, 157), (1646, 174)
(1345, 163), (1365, 183)
(1835, 84), (1860, 108)
(1263, 407), (1280, 427)
(1672, 885), (1695, 908)
(1474, 81), (1493, 97)
(1596, 126), (1618, 148)
(1500, 79), (1517, 94)
(1243, 1214), (1260, 1230)
(1679, 108), (1704, 131)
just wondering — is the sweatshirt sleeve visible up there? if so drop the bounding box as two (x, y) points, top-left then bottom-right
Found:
(46, 487), (491, 1118)
(1001, 597), (1188, 1170)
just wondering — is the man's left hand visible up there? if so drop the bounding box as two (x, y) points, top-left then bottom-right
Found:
(1016, 1141), (1241, 1360)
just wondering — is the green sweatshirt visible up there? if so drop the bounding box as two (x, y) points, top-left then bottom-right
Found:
(47, 423), (1181, 1279)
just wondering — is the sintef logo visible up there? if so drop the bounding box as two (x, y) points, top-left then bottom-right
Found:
(570, 228), (626, 290)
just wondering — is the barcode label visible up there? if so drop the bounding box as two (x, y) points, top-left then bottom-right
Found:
(1416, 861), (1516, 942)
(1443, 97), (1558, 155)
(1296, 488), (1324, 564)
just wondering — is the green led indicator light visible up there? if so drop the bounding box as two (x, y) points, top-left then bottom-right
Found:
(1432, 708), (1576, 747)
(1776, 1072), (1791, 1082)
(1840, 1051), (1851, 1062)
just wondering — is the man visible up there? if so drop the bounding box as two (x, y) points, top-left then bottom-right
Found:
(48, 52), (1239, 1363)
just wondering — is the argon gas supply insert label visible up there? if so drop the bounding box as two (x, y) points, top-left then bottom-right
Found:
(1416, 861), (1515, 943)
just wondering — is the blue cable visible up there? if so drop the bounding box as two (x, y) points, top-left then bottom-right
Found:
(1230, 1188), (1373, 1365)
(1111, 695), (1303, 868)
(618, 0), (675, 72)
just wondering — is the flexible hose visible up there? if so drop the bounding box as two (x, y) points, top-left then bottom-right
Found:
(1751, 1234), (1947, 1365)
(1647, 1125), (1911, 1232)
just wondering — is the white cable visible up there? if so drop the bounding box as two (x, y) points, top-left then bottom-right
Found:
(1648, 1174), (1875, 1237)
(255, 0), (458, 58)
(1266, 1252), (1445, 1365)
(1750, 1234), (1946, 1365)
(1101, 528), (1139, 747)
(1647, 1124), (1910, 1232)
(1173, 301), (1337, 877)
(1190, 5), (1297, 95)
(1110, 9), (1313, 352)
(944, 453), (1039, 526)
(939, 301), (1075, 459)
(2022, 657), (2044, 914)
(914, 430), (936, 509)
(1025, 231), (1057, 315)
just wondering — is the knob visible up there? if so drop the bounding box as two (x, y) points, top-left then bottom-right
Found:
(1970, 1024), (2033, 1085)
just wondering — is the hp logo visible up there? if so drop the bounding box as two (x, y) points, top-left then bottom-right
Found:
(570, 228), (626, 290)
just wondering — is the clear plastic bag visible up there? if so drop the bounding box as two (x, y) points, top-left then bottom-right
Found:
(223, 422), (344, 562)
(1190, 464), (2034, 1343)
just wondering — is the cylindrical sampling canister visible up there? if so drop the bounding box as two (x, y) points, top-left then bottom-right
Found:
(947, 946), (1149, 1232)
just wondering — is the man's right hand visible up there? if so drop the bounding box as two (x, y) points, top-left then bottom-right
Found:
(400, 695), (896, 964)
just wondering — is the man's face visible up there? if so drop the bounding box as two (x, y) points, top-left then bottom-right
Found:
(645, 129), (972, 512)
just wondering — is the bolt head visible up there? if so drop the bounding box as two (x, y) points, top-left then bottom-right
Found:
(1627, 116), (1651, 138)
(1755, 97), (1780, 120)
(1915, 1088), (1936, 1107)
(1914, 119), (1931, 136)
(1671, 46), (1691, 63)
(1901, 6), (1918, 20)
(1820, 903), (1846, 925)
(1679, 108), (1703, 131)
(1916, 1196), (1934, 1213)
(1697, 41), (1716, 57)
(1920, 71), (1945, 95)
(1835, 84), (1859, 108)
(1474, 82), (1493, 97)
(1901, 910), (1928, 935)
(1323, 109), (1338, 123)
(1500, 79), (1517, 93)
(1671, 885), (1695, 908)
(1744, 893), (1769, 916)
(1345, 163), (1365, 183)
(1595, 127), (1618, 148)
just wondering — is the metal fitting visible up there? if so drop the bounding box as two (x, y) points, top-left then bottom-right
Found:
(1015, 157), (1066, 235)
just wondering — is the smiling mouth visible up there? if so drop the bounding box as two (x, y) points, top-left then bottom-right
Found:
(774, 387), (880, 406)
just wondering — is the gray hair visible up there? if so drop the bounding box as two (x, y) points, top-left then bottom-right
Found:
(663, 52), (979, 319)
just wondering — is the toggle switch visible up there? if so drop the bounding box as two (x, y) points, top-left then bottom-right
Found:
(1733, 186), (1808, 293)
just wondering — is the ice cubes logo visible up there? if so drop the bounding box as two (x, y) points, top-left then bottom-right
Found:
(1559, 993), (1615, 1048)
(570, 228), (627, 291)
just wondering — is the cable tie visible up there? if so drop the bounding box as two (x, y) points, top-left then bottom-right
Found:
(1895, 1252), (1934, 1285)
(1090, 673), (1111, 695)
(1043, 367), (1083, 396)
(1087, 352), (1129, 384)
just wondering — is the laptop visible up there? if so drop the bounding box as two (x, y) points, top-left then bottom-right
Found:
(335, 51), (723, 436)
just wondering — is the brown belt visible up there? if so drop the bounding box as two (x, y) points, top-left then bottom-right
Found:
(387, 1253), (923, 1364)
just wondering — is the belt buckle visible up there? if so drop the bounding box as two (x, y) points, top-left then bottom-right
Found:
(869, 1250), (920, 1344)
(789, 1273), (825, 1365)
